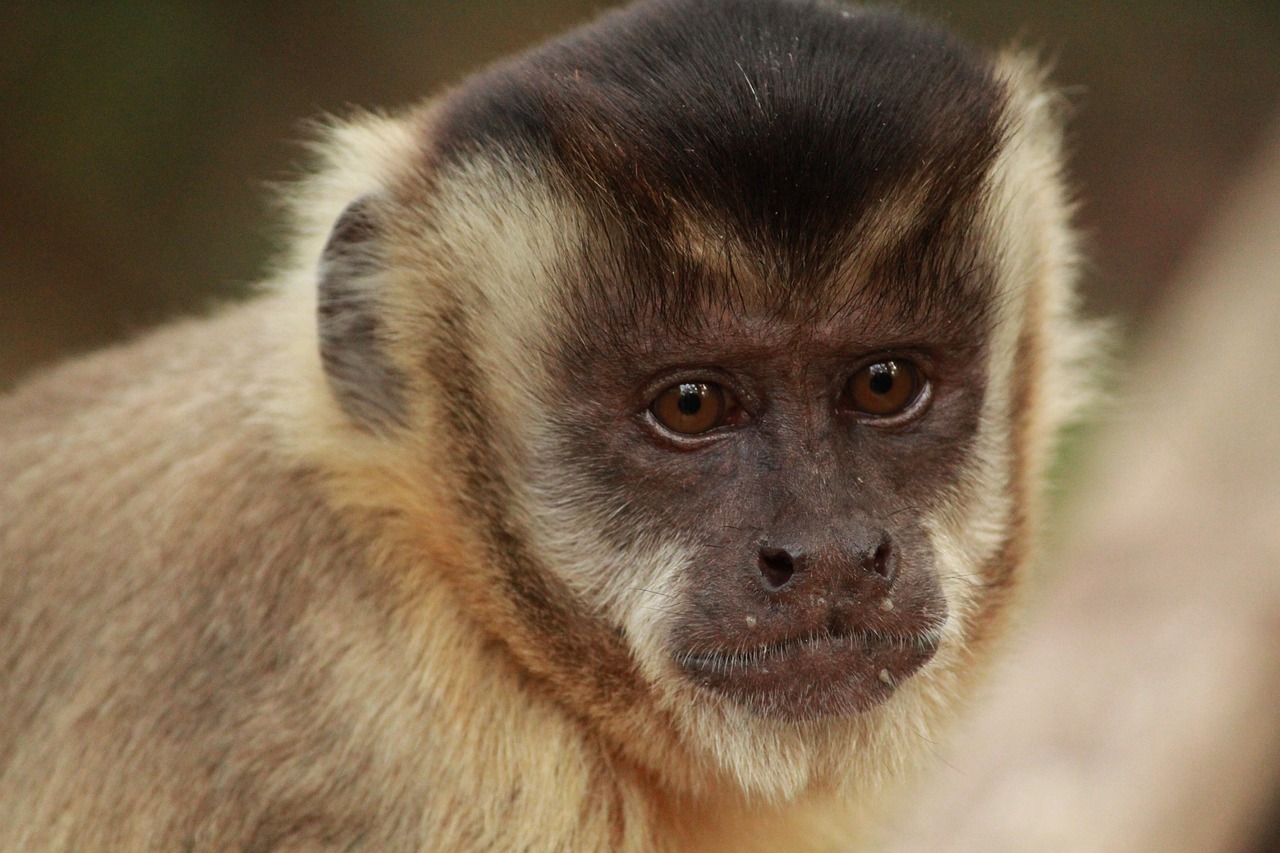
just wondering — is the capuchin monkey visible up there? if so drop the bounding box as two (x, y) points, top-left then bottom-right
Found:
(0, 0), (1094, 849)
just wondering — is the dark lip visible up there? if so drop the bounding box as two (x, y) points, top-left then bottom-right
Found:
(674, 627), (943, 721)
(678, 628), (942, 673)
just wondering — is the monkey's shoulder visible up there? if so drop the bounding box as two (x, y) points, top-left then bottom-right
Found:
(0, 297), (359, 656)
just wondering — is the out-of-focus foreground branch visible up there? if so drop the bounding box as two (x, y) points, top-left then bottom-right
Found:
(883, 126), (1280, 852)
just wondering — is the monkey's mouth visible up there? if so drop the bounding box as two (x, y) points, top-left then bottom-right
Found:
(675, 627), (942, 721)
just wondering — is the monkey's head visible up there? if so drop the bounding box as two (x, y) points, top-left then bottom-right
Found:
(291, 0), (1088, 801)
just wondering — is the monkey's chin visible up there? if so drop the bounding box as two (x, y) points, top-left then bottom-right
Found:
(676, 631), (940, 722)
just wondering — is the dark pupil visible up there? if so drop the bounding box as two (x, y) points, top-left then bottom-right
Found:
(868, 364), (895, 395)
(677, 385), (703, 415)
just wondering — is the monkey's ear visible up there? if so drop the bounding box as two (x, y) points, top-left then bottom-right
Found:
(317, 195), (409, 433)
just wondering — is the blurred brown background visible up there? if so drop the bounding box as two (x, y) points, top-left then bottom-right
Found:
(3, 3), (1279, 849)
(2, 2), (1279, 387)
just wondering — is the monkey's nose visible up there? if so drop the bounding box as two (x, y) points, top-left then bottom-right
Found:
(756, 534), (896, 593)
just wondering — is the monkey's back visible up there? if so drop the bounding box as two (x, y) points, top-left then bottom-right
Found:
(0, 302), (389, 850)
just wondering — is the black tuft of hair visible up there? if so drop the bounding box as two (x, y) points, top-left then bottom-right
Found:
(434, 0), (1008, 331)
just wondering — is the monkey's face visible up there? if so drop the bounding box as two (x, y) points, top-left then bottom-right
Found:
(541, 299), (986, 723)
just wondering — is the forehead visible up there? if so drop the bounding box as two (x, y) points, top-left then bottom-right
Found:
(430, 0), (1007, 351)
(557, 209), (998, 368)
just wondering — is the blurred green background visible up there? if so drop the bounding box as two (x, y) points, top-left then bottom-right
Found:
(2, 2), (1279, 388)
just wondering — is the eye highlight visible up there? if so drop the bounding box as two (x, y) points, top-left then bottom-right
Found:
(650, 382), (731, 435)
(844, 359), (925, 418)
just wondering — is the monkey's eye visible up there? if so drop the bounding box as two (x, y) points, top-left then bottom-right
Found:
(844, 359), (925, 418)
(650, 382), (733, 435)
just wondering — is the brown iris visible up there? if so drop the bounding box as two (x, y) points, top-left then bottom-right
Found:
(846, 359), (924, 417)
(650, 382), (729, 435)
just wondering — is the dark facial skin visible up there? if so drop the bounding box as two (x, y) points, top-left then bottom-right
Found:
(549, 299), (988, 722)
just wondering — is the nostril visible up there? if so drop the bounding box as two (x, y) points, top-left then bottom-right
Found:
(758, 547), (796, 591)
(866, 540), (895, 582)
